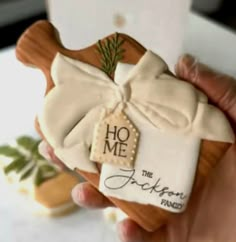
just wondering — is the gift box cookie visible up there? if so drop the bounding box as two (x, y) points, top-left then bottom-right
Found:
(16, 21), (234, 231)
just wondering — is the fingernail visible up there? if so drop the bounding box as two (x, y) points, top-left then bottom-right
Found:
(38, 141), (51, 161)
(71, 184), (85, 206)
(180, 54), (196, 64)
(177, 54), (194, 70)
(117, 221), (143, 242)
(176, 54), (197, 80)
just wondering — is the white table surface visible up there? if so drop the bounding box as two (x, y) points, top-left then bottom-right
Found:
(0, 173), (118, 242)
(0, 12), (236, 242)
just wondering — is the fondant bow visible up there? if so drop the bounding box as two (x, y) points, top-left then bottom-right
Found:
(39, 51), (235, 173)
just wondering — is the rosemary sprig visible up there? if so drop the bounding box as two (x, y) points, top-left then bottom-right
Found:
(96, 33), (125, 76)
(0, 136), (58, 186)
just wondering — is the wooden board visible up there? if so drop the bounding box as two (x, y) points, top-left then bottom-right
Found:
(16, 20), (230, 232)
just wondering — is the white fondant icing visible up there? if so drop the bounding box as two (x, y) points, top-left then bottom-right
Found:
(39, 50), (235, 176)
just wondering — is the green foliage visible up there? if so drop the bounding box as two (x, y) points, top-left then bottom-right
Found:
(97, 33), (125, 76)
(16, 136), (38, 150)
(0, 136), (58, 186)
(19, 165), (35, 181)
(35, 167), (44, 186)
(4, 158), (27, 174)
(34, 164), (58, 186)
(0, 146), (22, 158)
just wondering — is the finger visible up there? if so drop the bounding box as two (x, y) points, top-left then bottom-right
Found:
(71, 182), (113, 208)
(175, 54), (236, 122)
(38, 141), (66, 169)
(188, 144), (236, 241)
(117, 218), (167, 242)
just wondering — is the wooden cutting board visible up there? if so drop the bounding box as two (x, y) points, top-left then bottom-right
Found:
(16, 20), (230, 232)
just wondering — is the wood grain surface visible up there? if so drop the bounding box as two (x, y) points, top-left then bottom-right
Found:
(16, 20), (230, 232)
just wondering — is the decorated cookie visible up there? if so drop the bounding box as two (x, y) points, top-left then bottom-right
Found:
(16, 21), (234, 231)
(0, 136), (79, 216)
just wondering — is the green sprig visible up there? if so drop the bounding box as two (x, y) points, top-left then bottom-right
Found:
(97, 33), (125, 76)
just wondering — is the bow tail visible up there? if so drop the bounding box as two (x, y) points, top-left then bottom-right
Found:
(192, 103), (235, 143)
(52, 107), (105, 174)
(55, 143), (98, 173)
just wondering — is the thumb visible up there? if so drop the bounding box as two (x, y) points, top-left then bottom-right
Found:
(175, 55), (236, 123)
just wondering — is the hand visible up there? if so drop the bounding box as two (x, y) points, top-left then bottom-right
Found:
(72, 55), (236, 242)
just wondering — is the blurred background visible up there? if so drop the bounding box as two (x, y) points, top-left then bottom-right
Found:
(0, 0), (236, 49)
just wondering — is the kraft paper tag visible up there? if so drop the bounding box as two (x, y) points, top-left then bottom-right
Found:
(90, 111), (139, 168)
